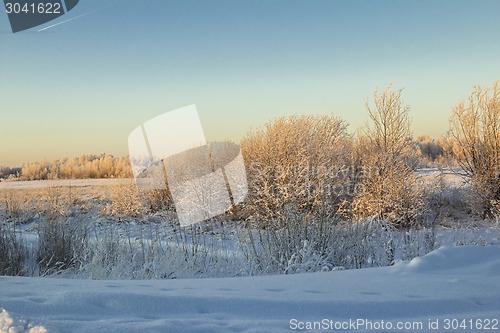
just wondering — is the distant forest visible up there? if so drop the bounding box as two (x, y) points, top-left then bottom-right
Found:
(0, 154), (133, 180)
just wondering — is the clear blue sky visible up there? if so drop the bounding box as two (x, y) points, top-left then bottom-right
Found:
(1, 0), (499, 166)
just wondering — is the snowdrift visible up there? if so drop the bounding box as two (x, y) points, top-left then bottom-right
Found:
(1, 246), (499, 333)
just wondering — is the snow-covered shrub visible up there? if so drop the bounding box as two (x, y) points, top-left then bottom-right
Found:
(2, 189), (23, 221)
(240, 215), (396, 275)
(493, 201), (500, 228)
(389, 227), (436, 261)
(401, 230), (420, 261)
(327, 218), (396, 269)
(239, 211), (335, 274)
(426, 175), (468, 223)
(42, 185), (71, 218)
(427, 176), (467, 210)
(85, 224), (127, 279)
(423, 226), (436, 253)
(285, 240), (332, 274)
(240, 114), (353, 224)
(161, 223), (242, 279)
(141, 188), (174, 214)
(0, 222), (27, 276)
(37, 216), (88, 276)
(352, 161), (427, 228)
(109, 181), (143, 218)
(449, 81), (500, 219)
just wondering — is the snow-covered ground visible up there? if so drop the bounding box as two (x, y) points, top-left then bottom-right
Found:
(1, 172), (499, 332)
(0, 167), (464, 189)
(1, 245), (499, 333)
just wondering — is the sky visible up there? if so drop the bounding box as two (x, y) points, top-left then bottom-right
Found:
(1, 0), (499, 166)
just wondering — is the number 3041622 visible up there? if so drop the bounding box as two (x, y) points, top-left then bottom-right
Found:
(5, 2), (61, 14)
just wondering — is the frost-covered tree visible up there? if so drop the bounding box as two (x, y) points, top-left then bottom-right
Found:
(353, 85), (426, 228)
(20, 154), (133, 180)
(449, 81), (500, 218)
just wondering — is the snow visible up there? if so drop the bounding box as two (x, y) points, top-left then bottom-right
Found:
(1, 245), (499, 333)
(0, 309), (46, 333)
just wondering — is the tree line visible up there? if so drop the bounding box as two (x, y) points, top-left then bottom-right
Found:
(1, 154), (133, 181)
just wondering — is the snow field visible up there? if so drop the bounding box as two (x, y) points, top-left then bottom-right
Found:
(1, 245), (499, 333)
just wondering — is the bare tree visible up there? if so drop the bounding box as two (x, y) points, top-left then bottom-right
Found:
(365, 86), (413, 162)
(449, 81), (500, 218)
(353, 85), (426, 228)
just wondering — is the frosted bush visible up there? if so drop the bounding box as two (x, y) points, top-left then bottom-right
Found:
(285, 240), (333, 274)
(240, 216), (397, 274)
(240, 114), (353, 223)
(37, 216), (88, 276)
(0, 222), (27, 276)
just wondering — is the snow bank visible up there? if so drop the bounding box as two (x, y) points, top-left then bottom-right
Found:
(0, 246), (499, 333)
(405, 245), (500, 275)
